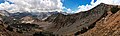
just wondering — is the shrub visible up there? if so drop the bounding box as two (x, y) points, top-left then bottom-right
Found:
(111, 6), (120, 14)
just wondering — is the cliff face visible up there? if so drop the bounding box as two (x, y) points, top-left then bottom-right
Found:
(45, 3), (120, 35)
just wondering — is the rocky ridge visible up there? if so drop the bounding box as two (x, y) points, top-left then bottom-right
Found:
(45, 3), (120, 35)
(0, 3), (119, 36)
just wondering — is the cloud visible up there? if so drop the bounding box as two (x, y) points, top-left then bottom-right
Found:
(66, 8), (75, 13)
(0, 0), (63, 13)
(76, 0), (120, 13)
(62, 7), (75, 13)
(1, 0), (120, 13)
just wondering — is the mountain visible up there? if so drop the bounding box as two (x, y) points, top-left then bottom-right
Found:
(44, 3), (120, 35)
(0, 3), (120, 36)
(78, 9), (120, 36)
(31, 12), (60, 20)
(9, 11), (60, 20)
(0, 10), (10, 16)
(9, 12), (32, 19)
(0, 10), (64, 20)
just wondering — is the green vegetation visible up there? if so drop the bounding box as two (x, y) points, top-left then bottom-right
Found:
(111, 6), (120, 14)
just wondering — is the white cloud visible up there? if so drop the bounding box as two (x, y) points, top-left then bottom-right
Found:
(62, 7), (75, 13)
(76, 0), (120, 13)
(1, 0), (120, 13)
(66, 8), (74, 13)
(0, 0), (63, 13)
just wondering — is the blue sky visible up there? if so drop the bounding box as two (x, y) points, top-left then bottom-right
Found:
(62, 0), (96, 11)
(0, 0), (13, 4)
(0, 0), (5, 3)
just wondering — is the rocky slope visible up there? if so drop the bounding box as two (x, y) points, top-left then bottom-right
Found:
(9, 12), (60, 20)
(45, 3), (120, 35)
(78, 10), (120, 36)
(0, 10), (10, 16)
(0, 3), (120, 36)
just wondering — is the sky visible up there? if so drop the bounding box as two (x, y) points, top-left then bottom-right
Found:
(62, 0), (95, 11)
(0, 0), (120, 13)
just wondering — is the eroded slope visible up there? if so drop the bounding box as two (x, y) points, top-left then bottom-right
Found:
(79, 10), (120, 36)
(45, 3), (120, 35)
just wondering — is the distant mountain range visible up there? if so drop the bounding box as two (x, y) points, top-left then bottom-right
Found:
(0, 10), (10, 16)
(0, 10), (68, 20)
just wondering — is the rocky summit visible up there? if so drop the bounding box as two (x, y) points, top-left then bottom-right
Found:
(0, 3), (120, 36)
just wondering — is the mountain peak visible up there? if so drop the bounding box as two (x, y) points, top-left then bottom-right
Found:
(44, 3), (120, 35)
